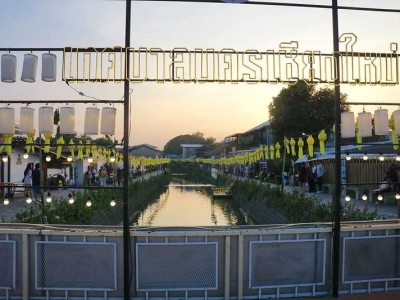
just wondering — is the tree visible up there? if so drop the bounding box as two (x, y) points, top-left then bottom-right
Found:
(164, 132), (215, 155)
(268, 81), (349, 144)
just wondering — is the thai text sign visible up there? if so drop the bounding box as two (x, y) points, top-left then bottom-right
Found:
(63, 33), (399, 86)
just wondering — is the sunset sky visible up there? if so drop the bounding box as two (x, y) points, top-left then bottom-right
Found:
(2, 0), (400, 149)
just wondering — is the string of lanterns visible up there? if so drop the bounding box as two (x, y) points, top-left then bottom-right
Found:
(1, 53), (57, 83)
(0, 105), (169, 167)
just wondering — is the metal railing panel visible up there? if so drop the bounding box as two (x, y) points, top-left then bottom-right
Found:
(35, 241), (117, 291)
(0, 240), (16, 289)
(343, 235), (400, 284)
(249, 239), (326, 288)
(136, 242), (218, 291)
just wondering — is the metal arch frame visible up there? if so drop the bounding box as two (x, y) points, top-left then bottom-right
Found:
(1, 0), (400, 299)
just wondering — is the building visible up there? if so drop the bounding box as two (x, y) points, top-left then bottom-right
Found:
(128, 144), (160, 158)
(180, 144), (204, 158)
(237, 120), (273, 150)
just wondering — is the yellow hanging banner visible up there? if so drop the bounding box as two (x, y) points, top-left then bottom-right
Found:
(298, 138), (304, 159)
(307, 135), (314, 157)
(318, 130), (327, 155)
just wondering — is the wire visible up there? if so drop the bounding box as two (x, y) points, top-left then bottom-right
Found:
(66, 81), (102, 101)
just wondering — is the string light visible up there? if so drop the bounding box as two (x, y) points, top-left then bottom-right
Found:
(362, 152), (368, 161)
(68, 193), (74, 204)
(362, 194), (368, 201)
(46, 155), (51, 162)
(46, 192), (52, 203)
(110, 198), (116, 206)
(26, 194), (32, 204)
(109, 155), (116, 163)
(3, 199), (9, 205)
(345, 151), (351, 161)
(23, 149), (29, 159)
(86, 197), (92, 207)
(2, 156), (8, 163)
(67, 156), (72, 162)
(88, 156), (93, 163)
(396, 193), (400, 200)
(345, 195), (351, 201)
(378, 153), (384, 162)
(377, 194), (383, 201)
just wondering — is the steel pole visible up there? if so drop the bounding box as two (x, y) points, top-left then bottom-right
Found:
(123, 0), (132, 300)
(331, 0), (342, 297)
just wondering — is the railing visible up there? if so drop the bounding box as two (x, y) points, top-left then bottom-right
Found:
(0, 221), (400, 300)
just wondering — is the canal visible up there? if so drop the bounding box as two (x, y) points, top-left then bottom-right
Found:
(133, 180), (247, 226)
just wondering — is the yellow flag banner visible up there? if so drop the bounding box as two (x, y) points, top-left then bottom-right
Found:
(56, 136), (65, 159)
(68, 139), (75, 159)
(275, 142), (281, 159)
(25, 133), (35, 154)
(298, 138), (304, 159)
(284, 137), (290, 154)
(307, 135), (314, 157)
(77, 141), (84, 160)
(318, 130), (327, 155)
(44, 133), (52, 153)
(264, 145), (269, 160)
(270, 145), (275, 160)
(290, 138), (296, 156)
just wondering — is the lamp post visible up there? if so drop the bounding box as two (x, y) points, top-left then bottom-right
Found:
(122, 1), (132, 300)
(331, 0), (342, 297)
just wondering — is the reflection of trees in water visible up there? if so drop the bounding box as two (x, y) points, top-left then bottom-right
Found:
(133, 189), (170, 226)
(212, 199), (245, 225)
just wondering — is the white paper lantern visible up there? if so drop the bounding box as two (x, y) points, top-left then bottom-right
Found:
(84, 107), (100, 135)
(0, 107), (15, 134)
(1, 54), (17, 83)
(341, 112), (355, 138)
(101, 107), (117, 135)
(358, 112), (372, 137)
(42, 53), (57, 82)
(393, 110), (400, 135)
(19, 107), (35, 134)
(21, 54), (38, 82)
(39, 106), (54, 134)
(374, 109), (389, 136)
(60, 107), (75, 134)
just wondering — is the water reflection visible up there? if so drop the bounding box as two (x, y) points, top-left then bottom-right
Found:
(134, 182), (246, 226)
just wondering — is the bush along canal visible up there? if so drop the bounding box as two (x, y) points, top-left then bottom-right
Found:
(15, 171), (172, 225)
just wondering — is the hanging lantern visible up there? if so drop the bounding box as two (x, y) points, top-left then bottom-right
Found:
(341, 112), (355, 138)
(42, 53), (57, 82)
(21, 53), (38, 82)
(0, 107), (15, 134)
(39, 106), (54, 134)
(84, 107), (100, 135)
(19, 107), (35, 134)
(101, 107), (117, 135)
(358, 112), (372, 137)
(393, 110), (400, 135)
(374, 109), (389, 136)
(1, 54), (17, 83)
(60, 107), (75, 134)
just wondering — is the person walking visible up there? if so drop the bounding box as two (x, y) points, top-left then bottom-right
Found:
(307, 162), (316, 193)
(299, 163), (308, 194)
(316, 160), (324, 193)
(23, 163), (33, 199)
(32, 163), (44, 204)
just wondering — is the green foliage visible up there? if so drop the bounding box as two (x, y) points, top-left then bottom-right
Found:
(268, 81), (349, 144)
(231, 180), (377, 223)
(164, 132), (206, 155)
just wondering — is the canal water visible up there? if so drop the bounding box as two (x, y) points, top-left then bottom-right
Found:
(133, 181), (246, 226)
